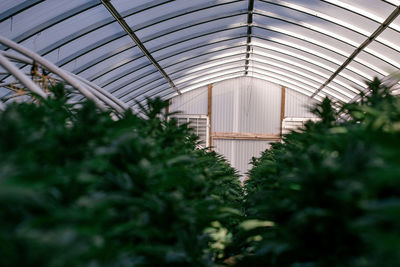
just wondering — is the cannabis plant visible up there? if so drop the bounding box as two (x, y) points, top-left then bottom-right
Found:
(237, 78), (400, 266)
(0, 84), (243, 267)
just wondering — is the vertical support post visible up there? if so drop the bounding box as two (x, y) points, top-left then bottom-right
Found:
(164, 99), (170, 116)
(208, 83), (213, 149)
(280, 86), (286, 139)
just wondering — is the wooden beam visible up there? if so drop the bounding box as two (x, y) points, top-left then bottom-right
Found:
(280, 86), (286, 138)
(208, 84), (213, 149)
(211, 132), (280, 141)
(164, 99), (169, 116)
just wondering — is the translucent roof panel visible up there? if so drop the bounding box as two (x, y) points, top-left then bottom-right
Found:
(1, 0), (400, 104)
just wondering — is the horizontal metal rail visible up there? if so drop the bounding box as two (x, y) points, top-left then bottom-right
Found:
(101, 0), (181, 95)
(311, 4), (400, 97)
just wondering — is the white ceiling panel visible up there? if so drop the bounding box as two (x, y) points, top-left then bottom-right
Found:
(1, 0), (400, 106)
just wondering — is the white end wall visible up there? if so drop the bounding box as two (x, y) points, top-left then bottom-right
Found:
(169, 86), (208, 115)
(170, 76), (316, 176)
(285, 88), (318, 118)
(213, 139), (271, 177)
(212, 76), (281, 134)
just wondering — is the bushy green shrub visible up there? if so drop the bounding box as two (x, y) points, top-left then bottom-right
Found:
(0, 84), (243, 267)
(237, 78), (400, 266)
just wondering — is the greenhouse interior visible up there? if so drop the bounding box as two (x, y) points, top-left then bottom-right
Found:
(1, 0), (400, 266)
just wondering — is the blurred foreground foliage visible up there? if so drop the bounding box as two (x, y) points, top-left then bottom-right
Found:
(3, 78), (400, 267)
(234, 78), (400, 266)
(0, 84), (243, 267)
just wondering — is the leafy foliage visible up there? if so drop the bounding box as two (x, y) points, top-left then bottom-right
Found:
(4, 78), (400, 267)
(238, 78), (400, 266)
(0, 84), (243, 267)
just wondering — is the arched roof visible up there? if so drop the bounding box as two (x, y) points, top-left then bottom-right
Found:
(1, 0), (400, 107)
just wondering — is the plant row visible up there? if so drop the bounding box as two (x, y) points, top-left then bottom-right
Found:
(0, 84), (243, 267)
(234, 78), (400, 266)
(2, 78), (400, 266)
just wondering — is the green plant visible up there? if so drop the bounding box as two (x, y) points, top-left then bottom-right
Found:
(237, 78), (400, 266)
(0, 84), (243, 266)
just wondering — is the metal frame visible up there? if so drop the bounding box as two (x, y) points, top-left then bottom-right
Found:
(251, 43), (366, 87)
(91, 27), (343, 97)
(0, 0), (399, 106)
(71, 16), (367, 90)
(1, 53), (126, 113)
(101, 37), (247, 95)
(102, 2), (396, 91)
(250, 52), (360, 93)
(0, 0), (44, 23)
(71, 17), (385, 98)
(132, 64), (342, 107)
(1, 2), (324, 98)
(260, 0), (400, 57)
(252, 26), (386, 75)
(101, 0), (181, 95)
(0, 1), (173, 82)
(133, 72), (246, 107)
(10, 2), (101, 45)
(133, 68), (317, 108)
(0, 52), (47, 98)
(0, 37), (128, 113)
(53, 2), (396, 81)
(132, 45), (247, 90)
(245, 0), (254, 75)
(106, 30), (350, 101)
(80, 45), (248, 103)
(111, 33), (360, 103)
(84, 22), (248, 82)
(61, 2), (246, 72)
(5, 1), (170, 53)
(0, 37), (107, 108)
(254, 10), (400, 71)
(81, 40), (245, 104)
(163, 43), (358, 98)
(252, 36), (373, 81)
(163, 57), (351, 100)
(311, 4), (400, 97)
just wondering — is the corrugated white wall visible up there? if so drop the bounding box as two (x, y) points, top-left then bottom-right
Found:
(285, 88), (318, 118)
(169, 86), (208, 115)
(213, 139), (271, 177)
(169, 77), (316, 177)
(212, 76), (281, 134)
